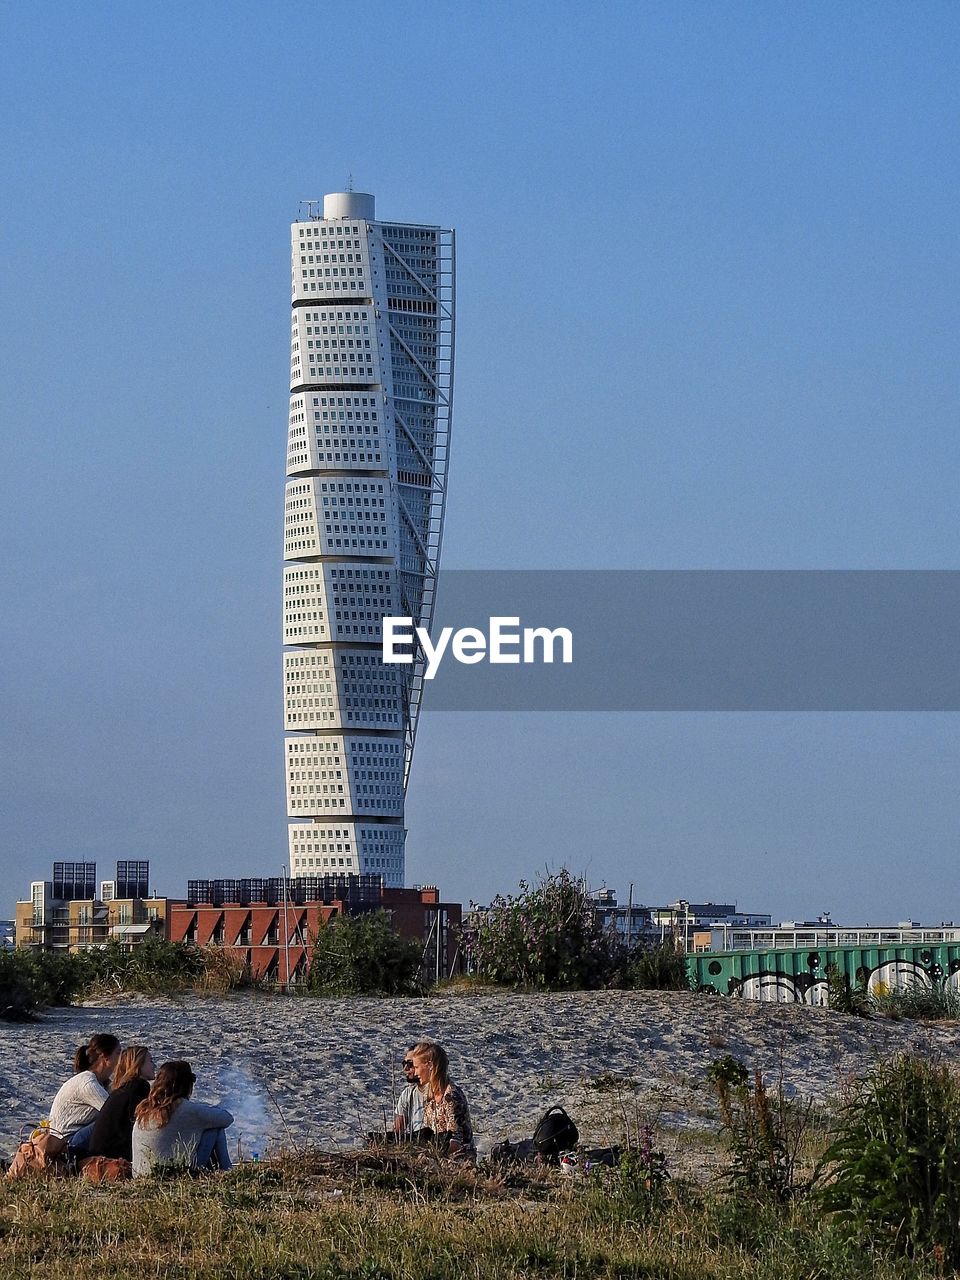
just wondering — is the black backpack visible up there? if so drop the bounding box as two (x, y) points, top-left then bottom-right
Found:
(532, 1105), (579, 1163)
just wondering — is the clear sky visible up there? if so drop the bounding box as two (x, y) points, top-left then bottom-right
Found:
(1, 1), (959, 923)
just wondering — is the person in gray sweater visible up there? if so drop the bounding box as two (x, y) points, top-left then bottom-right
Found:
(132, 1060), (233, 1177)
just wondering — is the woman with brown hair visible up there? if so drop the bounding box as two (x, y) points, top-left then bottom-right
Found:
(131, 1060), (233, 1177)
(86, 1045), (156, 1162)
(410, 1041), (475, 1161)
(48, 1033), (121, 1155)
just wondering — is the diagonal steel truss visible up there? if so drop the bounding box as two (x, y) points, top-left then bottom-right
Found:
(373, 227), (455, 787)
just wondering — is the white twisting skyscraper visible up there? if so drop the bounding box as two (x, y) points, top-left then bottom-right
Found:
(283, 191), (455, 887)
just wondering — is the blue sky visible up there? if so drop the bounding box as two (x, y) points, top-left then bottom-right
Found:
(1, 1), (959, 921)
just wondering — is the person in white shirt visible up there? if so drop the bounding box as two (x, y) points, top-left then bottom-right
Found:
(48, 1033), (121, 1156)
(393, 1047), (426, 1139)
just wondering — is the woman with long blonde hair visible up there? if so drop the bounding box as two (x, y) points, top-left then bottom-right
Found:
(410, 1041), (475, 1160)
(86, 1045), (155, 1162)
(132, 1061), (233, 1176)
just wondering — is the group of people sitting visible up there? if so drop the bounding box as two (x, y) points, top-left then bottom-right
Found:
(391, 1040), (475, 1160)
(40, 1033), (474, 1176)
(47, 1034), (233, 1176)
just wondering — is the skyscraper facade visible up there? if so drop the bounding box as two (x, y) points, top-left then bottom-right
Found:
(283, 191), (455, 887)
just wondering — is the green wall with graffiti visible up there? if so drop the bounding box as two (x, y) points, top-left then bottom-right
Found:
(688, 943), (960, 1002)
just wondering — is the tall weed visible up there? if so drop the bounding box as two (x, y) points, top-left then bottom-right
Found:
(871, 982), (960, 1022)
(825, 962), (871, 1016)
(707, 1054), (814, 1203)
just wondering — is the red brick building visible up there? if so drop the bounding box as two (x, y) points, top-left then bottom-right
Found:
(165, 878), (461, 984)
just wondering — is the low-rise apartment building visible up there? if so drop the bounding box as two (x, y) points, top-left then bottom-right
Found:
(14, 861), (463, 986)
(15, 861), (166, 951)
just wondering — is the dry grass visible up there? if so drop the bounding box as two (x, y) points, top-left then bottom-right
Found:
(0, 1145), (947, 1280)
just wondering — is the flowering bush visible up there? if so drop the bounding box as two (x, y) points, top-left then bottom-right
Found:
(462, 869), (623, 990)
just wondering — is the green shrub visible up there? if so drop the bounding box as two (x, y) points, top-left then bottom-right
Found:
(612, 1126), (670, 1220)
(623, 939), (692, 991)
(825, 963), (871, 1016)
(125, 936), (205, 993)
(462, 869), (622, 991)
(816, 1053), (960, 1265)
(0, 936), (267, 1014)
(0, 948), (99, 1018)
(30, 948), (102, 1004)
(309, 909), (423, 996)
(0, 950), (43, 1019)
(87, 936), (205, 995)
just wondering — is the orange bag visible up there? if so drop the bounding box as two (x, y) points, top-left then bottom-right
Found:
(80, 1156), (133, 1184)
(5, 1127), (69, 1180)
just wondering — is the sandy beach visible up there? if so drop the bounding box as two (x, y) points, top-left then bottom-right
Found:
(3, 990), (959, 1166)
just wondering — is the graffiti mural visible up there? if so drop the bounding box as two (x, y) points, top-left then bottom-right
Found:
(867, 960), (932, 995)
(735, 973), (829, 1005)
(693, 945), (960, 1003)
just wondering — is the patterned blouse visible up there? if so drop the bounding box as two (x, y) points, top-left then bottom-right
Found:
(422, 1082), (475, 1157)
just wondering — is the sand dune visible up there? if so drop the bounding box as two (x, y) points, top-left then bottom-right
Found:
(2, 990), (958, 1162)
